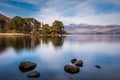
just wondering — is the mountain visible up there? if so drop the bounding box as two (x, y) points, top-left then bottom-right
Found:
(0, 13), (11, 23)
(65, 23), (120, 34)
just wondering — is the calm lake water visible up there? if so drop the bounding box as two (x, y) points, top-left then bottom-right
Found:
(0, 35), (120, 80)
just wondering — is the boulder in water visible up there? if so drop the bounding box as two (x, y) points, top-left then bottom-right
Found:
(95, 65), (101, 69)
(71, 58), (77, 64)
(74, 60), (83, 67)
(19, 61), (36, 73)
(64, 65), (79, 74)
(27, 71), (40, 78)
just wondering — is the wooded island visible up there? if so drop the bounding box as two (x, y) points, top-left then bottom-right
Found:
(0, 15), (67, 36)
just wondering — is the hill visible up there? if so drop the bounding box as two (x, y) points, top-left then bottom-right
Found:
(65, 23), (120, 34)
(0, 13), (11, 23)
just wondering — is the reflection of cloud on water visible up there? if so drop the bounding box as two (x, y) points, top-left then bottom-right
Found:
(36, 41), (120, 62)
(35, 43), (66, 69)
(66, 35), (120, 42)
(64, 42), (120, 55)
(0, 47), (17, 64)
(35, 41), (120, 70)
(0, 47), (37, 65)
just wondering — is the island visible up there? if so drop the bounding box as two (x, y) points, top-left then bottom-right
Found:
(0, 13), (67, 36)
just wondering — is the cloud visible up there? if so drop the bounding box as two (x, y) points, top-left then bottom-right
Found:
(35, 12), (120, 25)
(0, 0), (120, 25)
(34, 0), (94, 25)
(33, 0), (120, 25)
(62, 13), (120, 25)
(105, 0), (120, 5)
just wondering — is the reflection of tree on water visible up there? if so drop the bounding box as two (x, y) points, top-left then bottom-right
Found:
(0, 37), (7, 53)
(51, 36), (65, 48)
(30, 36), (40, 49)
(39, 36), (65, 48)
(39, 36), (50, 44)
(0, 36), (65, 53)
(0, 36), (40, 53)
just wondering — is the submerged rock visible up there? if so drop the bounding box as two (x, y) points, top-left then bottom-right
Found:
(74, 60), (83, 67)
(64, 65), (80, 74)
(27, 71), (40, 78)
(95, 65), (101, 69)
(71, 58), (77, 64)
(19, 61), (36, 73)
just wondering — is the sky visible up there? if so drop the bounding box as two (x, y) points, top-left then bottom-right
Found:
(0, 0), (120, 25)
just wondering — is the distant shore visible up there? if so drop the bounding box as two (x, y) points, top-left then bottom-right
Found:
(0, 33), (29, 36)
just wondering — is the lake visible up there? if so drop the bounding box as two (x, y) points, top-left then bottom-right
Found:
(0, 35), (120, 80)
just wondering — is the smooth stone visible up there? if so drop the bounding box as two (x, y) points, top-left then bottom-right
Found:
(71, 58), (77, 64)
(27, 71), (40, 78)
(95, 65), (101, 69)
(74, 60), (83, 67)
(64, 65), (80, 74)
(19, 61), (36, 73)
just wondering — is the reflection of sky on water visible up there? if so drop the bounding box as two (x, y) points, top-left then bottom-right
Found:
(0, 35), (120, 80)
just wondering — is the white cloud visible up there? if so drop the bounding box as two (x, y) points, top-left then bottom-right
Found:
(35, 11), (120, 25)
(62, 13), (120, 25)
(1, 0), (119, 25)
(33, 0), (120, 25)
(105, 0), (120, 5)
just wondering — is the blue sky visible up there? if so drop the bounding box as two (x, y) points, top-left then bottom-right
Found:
(0, 0), (120, 25)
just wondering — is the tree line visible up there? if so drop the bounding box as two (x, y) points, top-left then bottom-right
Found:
(0, 16), (66, 35)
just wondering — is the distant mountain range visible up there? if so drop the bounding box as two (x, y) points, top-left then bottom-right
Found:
(65, 23), (120, 34)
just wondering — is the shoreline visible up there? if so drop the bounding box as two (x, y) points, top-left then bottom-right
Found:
(0, 33), (119, 36)
(0, 33), (29, 36)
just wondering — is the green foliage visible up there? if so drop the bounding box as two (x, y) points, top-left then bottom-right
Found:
(40, 20), (66, 36)
(0, 18), (6, 24)
(10, 16), (24, 31)
(28, 18), (41, 35)
(0, 18), (6, 32)
(23, 18), (32, 33)
(9, 16), (41, 33)
(23, 18), (41, 33)
(51, 20), (64, 34)
(41, 24), (50, 35)
(30, 18), (41, 28)
(0, 14), (66, 35)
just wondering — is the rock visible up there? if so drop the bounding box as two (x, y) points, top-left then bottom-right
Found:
(19, 61), (36, 73)
(71, 58), (77, 64)
(74, 60), (83, 67)
(27, 71), (40, 78)
(64, 65), (80, 74)
(95, 65), (101, 69)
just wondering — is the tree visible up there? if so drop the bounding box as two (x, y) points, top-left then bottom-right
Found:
(9, 16), (41, 34)
(41, 24), (50, 35)
(0, 18), (6, 32)
(23, 18), (41, 34)
(30, 18), (41, 35)
(51, 20), (64, 35)
(10, 16), (24, 32)
(23, 18), (32, 33)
